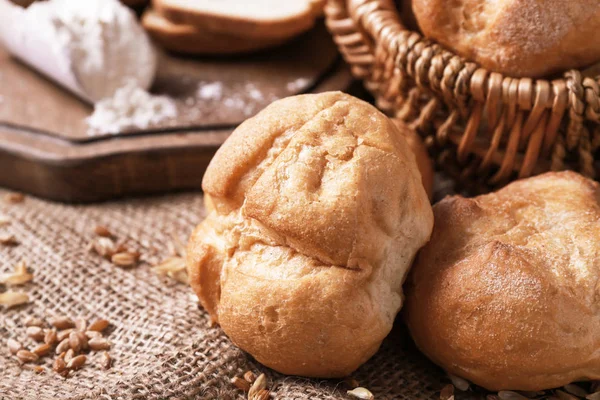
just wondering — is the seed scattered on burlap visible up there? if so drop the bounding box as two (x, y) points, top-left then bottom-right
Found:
(57, 328), (74, 342)
(50, 316), (75, 330)
(0, 290), (29, 307)
(67, 355), (86, 370)
(94, 225), (113, 238)
(74, 318), (87, 332)
(26, 326), (44, 342)
(44, 329), (57, 345)
(24, 364), (45, 374)
(252, 389), (271, 400)
(440, 384), (454, 400)
(25, 317), (44, 327)
(448, 374), (470, 391)
(4, 192), (25, 204)
(101, 351), (111, 370)
(69, 332), (83, 353)
(111, 251), (138, 267)
(0, 260), (33, 285)
(85, 330), (102, 340)
(91, 237), (116, 258)
(53, 357), (67, 373)
(152, 256), (188, 284)
(498, 391), (529, 400)
(88, 319), (109, 332)
(88, 337), (110, 351)
(7, 339), (22, 354)
(347, 387), (375, 400)
(243, 370), (256, 383)
(0, 234), (18, 246)
(16, 349), (38, 363)
(0, 214), (10, 226)
(56, 338), (71, 355)
(563, 384), (588, 398)
(248, 373), (267, 399)
(231, 376), (251, 392)
(64, 349), (75, 363)
(32, 343), (51, 357)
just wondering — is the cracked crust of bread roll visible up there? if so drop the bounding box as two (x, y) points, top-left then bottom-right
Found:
(405, 171), (600, 391)
(412, 0), (600, 77)
(187, 91), (434, 377)
(153, 0), (316, 40)
(142, 9), (284, 55)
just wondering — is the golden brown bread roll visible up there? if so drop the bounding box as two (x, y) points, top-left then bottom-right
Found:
(405, 171), (600, 391)
(187, 91), (434, 377)
(412, 0), (600, 77)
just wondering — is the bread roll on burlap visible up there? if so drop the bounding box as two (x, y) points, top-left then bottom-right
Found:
(187, 91), (433, 377)
(405, 171), (600, 391)
(412, 0), (600, 77)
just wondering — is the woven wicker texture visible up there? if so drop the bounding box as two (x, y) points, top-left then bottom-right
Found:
(325, 0), (600, 188)
(0, 189), (458, 400)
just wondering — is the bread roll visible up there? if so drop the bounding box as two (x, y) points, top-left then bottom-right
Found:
(154, 0), (316, 40)
(187, 91), (434, 377)
(412, 0), (600, 77)
(405, 171), (600, 391)
(142, 9), (284, 55)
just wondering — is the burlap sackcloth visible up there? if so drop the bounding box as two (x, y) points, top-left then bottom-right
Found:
(0, 188), (467, 400)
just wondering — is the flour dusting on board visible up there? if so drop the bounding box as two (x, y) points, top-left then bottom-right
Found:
(87, 81), (177, 135)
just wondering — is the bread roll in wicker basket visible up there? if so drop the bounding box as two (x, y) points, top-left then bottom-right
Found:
(324, 0), (600, 189)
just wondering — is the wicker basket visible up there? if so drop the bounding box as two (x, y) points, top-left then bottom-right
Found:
(324, 0), (600, 189)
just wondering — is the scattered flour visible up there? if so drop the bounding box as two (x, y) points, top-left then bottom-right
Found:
(286, 77), (310, 92)
(87, 81), (177, 134)
(197, 82), (224, 101)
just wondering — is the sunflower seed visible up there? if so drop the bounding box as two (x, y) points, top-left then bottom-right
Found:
(555, 390), (579, 400)
(44, 329), (58, 346)
(4, 193), (24, 204)
(498, 391), (529, 400)
(32, 343), (51, 357)
(153, 257), (186, 274)
(69, 332), (82, 352)
(440, 384), (454, 400)
(88, 337), (110, 351)
(347, 387), (374, 400)
(53, 357), (67, 373)
(101, 351), (111, 369)
(64, 349), (74, 363)
(248, 373), (267, 399)
(0, 291), (29, 307)
(24, 317), (44, 327)
(243, 370), (256, 383)
(88, 319), (109, 332)
(0, 234), (18, 246)
(252, 389), (271, 400)
(231, 376), (251, 392)
(16, 349), (38, 363)
(94, 225), (113, 238)
(67, 354), (86, 370)
(50, 317), (75, 330)
(26, 326), (44, 342)
(564, 384), (588, 398)
(7, 339), (22, 354)
(55, 338), (70, 354)
(111, 251), (138, 267)
(74, 318), (87, 332)
(449, 374), (470, 391)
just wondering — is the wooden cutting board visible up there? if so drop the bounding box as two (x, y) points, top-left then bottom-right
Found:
(0, 22), (353, 202)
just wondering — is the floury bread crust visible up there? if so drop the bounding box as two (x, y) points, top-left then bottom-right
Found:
(412, 0), (600, 77)
(187, 92), (434, 377)
(405, 171), (600, 391)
